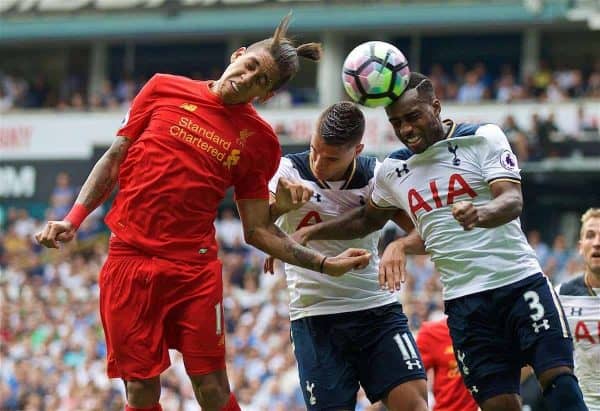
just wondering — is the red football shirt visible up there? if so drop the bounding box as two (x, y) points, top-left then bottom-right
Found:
(416, 319), (478, 411)
(105, 74), (281, 262)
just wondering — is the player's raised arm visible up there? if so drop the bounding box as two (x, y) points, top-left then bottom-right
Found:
(35, 136), (132, 248)
(237, 198), (371, 277)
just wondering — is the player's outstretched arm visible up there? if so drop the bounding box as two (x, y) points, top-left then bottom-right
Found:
(294, 200), (397, 244)
(238, 198), (371, 277)
(35, 136), (132, 248)
(452, 180), (522, 230)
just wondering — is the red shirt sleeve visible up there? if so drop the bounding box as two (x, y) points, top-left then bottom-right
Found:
(234, 125), (281, 201)
(416, 323), (435, 370)
(116, 74), (159, 141)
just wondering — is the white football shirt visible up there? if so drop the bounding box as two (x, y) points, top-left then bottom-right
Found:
(557, 276), (600, 410)
(371, 121), (542, 300)
(269, 152), (397, 321)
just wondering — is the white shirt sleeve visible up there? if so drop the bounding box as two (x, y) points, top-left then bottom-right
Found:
(268, 157), (296, 194)
(477, 124), (521, 183)
(370, 159), (397, 208)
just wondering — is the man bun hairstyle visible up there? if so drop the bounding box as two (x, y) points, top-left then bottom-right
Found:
(248, 12), (322, 91)
(318, 101), (365, 146)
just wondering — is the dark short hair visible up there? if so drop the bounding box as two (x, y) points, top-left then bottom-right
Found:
(404, 72), (436, 103)
(318, 101), (365, 146)
(248, 13), (322, 91)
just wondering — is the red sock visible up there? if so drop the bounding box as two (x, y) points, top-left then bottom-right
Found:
(125, 404), (162, 411)
(220, 393), (241, 411)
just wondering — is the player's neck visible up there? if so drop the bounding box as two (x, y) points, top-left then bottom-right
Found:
(584, 270), (600, 289)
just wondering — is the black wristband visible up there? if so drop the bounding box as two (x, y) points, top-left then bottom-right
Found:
(319, 256), (328, 273)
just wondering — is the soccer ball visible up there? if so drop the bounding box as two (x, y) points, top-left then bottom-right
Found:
(342, 41), (410, 108)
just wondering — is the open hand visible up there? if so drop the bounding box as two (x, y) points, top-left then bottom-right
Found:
(379, 240), (408, 292)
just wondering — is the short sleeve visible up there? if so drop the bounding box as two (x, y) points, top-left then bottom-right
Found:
(116, 75), (159, 141)
(370, 160), (397, 209)
(268, 157), (297, 195)
(234, 131), (282, 201)
(478, 124), (521, 183)
(416, 325), (434, 369)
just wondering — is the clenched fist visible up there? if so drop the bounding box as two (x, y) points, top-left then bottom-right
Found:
(451, 201), (479, 231)
(35, 220), (76, 248)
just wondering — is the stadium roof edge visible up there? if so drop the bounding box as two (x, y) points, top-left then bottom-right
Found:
(0, 1), (571, 43)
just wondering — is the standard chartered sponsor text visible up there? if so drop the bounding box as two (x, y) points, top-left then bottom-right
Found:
(170, 117), (233, 162)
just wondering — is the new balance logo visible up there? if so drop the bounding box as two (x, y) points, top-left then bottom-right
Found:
(532, 319), (550, 333)
(395, 163), (410, 178)
(306, 381), (316, 405)
(393, 333), (422, 370)
(457, 350), (470, 375)
(180, 103), (197, 112)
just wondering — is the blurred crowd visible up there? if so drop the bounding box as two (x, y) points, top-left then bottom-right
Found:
(1, 60), (599, 112)
(0, 171), (587, 411)
(428, 60), (600, 104)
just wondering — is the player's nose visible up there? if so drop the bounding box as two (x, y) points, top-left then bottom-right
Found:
(400, 122), (413, 137)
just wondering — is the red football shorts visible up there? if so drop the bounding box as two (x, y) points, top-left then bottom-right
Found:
(99, 239), (225, 380)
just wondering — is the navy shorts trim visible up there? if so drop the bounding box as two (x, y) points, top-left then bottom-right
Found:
(444, 273), (574, 403)
(291, 303), (426, 409)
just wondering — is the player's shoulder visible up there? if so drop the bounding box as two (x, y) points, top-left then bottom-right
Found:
(283, 151), (376, 190)
(149, 73), (193, 86)
(453, 122), (507, 146)
(284, 151), (313, 182)
(347, 155), (378, 189)
(388, 148), (414, 161)
(377, 149), (411, 180)
(557, 275), (588, 296)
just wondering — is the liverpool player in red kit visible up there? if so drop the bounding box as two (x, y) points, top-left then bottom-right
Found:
(417, 317), (478, 411)
(35, 14), (371, 411)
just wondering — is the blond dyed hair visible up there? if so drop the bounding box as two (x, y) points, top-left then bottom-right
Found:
(580, 208), (600, 238)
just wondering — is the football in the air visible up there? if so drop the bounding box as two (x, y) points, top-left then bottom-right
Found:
(342, 41), (410, 108)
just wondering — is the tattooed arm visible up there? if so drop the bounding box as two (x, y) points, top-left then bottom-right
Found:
(35, 137), (132, 248)
(237, 198), (372, 277)
(75, 136), (132, 210)
(294, 200), (399, 244)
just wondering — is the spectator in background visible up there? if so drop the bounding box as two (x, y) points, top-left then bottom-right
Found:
(546, 234), (573, 284)
(527, 230), (551, 268)
(215, 208), (245, 250)
(457, 71), (485, 103)
(49, 172), (76, 220)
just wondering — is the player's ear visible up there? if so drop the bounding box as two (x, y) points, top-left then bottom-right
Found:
(432, 98), (441, 116)
(230, 47), (247, 63)
(354, 143), (365, 156)
(578, 239), (584, 257)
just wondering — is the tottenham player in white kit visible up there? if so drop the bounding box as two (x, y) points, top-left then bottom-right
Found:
(266, 102), (428, 411)
(295, 73), (588, 411)
(557, 208), (600, 410)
